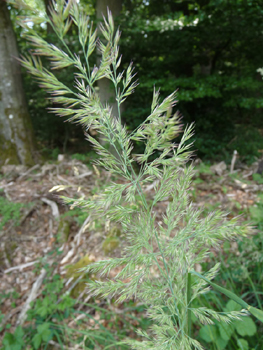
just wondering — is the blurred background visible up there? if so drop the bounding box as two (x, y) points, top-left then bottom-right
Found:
(2, 0), (263, 165)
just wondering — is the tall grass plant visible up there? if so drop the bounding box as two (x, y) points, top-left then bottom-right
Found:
(15, 0), (263, 348)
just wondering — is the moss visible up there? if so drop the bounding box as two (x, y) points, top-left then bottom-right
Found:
(0, 117), (20, 166)
(0, 108), (36, 166)
(4, 241), (18, 265)
(0, 141), (20, 166)
(102, 237), (120, 254)
(0, 250), (5, 269)
(70, 281), (86, 298)
(65, 255), (92, 298)
(57, 219), (71, 243)
(65, 255), (92, 279)
(18, 110), (37, 165)
(102, 224), (122, 254)
(107, 225), (122, 238)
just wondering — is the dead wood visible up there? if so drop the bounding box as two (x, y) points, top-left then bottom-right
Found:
(16, 269), (47, 326)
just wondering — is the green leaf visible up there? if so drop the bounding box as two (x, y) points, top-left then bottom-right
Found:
(36, 306), (48, 317)
(218, 322), (234, 341)
(42, 329), (52, 342)
(3, 333), (14, 349)
(14, 326), (24, 340)
(199, 325), (218, 342)
(2, 328), (25, 350)
(216, 336), (229, 350)
(191, 271), (263, 324)
(225, 300), (242, 312)
(199, 325), (228, 349)
(237, 338), (249, 350)
(190, 270), (249, 309)
(249, 306), (263, 322)
(32, 333), (42, 349)
(34, 323), (52, 343)
(233, 317), (257, 337)
(37, 322), (50, 334)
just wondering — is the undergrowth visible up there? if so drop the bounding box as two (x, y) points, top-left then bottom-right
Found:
(0, 194), (24, 231)
(1, 268), (141, 350)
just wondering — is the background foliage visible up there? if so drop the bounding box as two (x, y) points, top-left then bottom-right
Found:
(8, 0), (263, 162)
(119, 0), (263, 162)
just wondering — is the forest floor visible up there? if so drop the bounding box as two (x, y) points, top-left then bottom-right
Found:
(0, 157), (263, 349)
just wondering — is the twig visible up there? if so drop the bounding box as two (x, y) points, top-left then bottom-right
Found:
(144, 180), (159, 192)
(48, 340), (81, 350)
(17, 164), (40, 181)
(41, 197), (60, 219)
(108, 302), (146, 314)
(20, 202), (39, 225)
(4, 260), (39, 273)
(76, 293), (92, 311)
(57, 174), (75, 186)
(75, 289), (86, 303)
(1, 242), (11, 269)
(16, 269), (47, 326)
(230, 150), (238, 174)
(76, 171), (93, 179)
(3, 188), (12, 201)
(68, 313), (86, 327)
(57, 273), (87, 304)
(49, 217), (54, 238)
(74, 215), (91, 246)
(243, 171), (253, 178)
(0, 181), (14, 190)
(0, 305), (22, 329)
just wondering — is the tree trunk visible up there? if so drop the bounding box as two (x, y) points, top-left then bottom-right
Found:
(96, 0), (122, 120)
(0, 1), (36, 166)
(43, 0), (52, 34)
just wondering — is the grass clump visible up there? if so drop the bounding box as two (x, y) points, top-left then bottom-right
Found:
(16, 0), (263, 348)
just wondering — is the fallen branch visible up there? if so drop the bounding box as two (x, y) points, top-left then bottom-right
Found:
(0, 181), (14, 190)
(20, 202), (39, 225)
(243, 171), (253, 178)
(16, 269), (47, 326)
(57, 272), (87, 304)
(74, 215), (91, 246)
(3, 188), (12, 201)
(68, 313), (86, 327)
(0, 305), (22, 329)
(41, 197), (60, 219)
(76, 171), (93, 179)
(4, 260), (39, 274)
(17, 164), (40, 181)
(48, 339), (83, 350)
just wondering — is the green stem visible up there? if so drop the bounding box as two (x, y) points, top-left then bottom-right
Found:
(191, 270), (263, 323)
(187, 272), (192, 337)
(247, 273), (263, 311)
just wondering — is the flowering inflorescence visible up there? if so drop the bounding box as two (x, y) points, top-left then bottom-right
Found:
(16, 0), (261, 348)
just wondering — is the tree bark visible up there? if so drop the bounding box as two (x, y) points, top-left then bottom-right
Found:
(0, 1), (36, 166)
(43, 0), (53, 34)
(96, 0), (122, 120)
